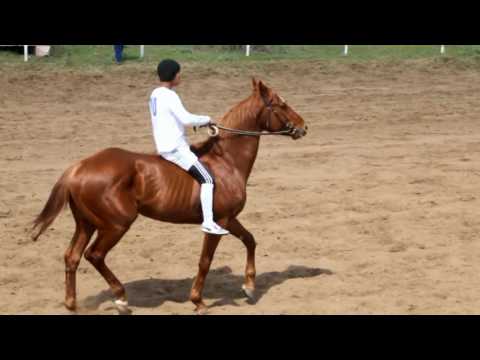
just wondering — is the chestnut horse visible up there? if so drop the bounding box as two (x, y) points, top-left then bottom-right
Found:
(31, 78), (307, 314)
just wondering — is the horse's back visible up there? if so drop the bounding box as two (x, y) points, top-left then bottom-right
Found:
(83, 147), (157, 162)
(77, 147), (167, 171)
(67, 147), (168, 191)
(83, 147), (192, 189)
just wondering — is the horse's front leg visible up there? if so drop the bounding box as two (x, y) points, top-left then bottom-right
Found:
(190, 232), (223, 314)
(227, 218), (256, 300)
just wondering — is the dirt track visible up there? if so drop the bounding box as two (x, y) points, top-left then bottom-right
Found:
(2, 59), (480, 314)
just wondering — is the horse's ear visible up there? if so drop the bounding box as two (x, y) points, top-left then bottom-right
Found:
(251, 77), (258, 90)
(258, 80), (270, 98)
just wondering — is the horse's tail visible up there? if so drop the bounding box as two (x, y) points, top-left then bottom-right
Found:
(31, 166), (74, 241)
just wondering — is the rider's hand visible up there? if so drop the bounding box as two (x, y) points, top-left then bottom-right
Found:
(194, 118), (215, 132)
(202, 119), (214, 128)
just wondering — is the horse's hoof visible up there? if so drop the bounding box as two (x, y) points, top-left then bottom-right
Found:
(65, 299), (76, 311)
(242, 284), (255, 300)
(195, 306), (208, 315)
(114, 299), (132, 315)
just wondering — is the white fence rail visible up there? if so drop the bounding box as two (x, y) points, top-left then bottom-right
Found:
(0, 45), (29, 61)
(0, 45), (451, 61)
(0, 45), (145, 62)
(243, 45), (447, 57)
(342, 45), (446, 56)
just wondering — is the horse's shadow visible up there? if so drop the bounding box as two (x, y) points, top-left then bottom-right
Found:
(81, 265), (333, 312)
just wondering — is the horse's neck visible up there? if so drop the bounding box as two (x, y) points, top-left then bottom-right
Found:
(220, 136), (260, 181)
(217, 95), (263, 181)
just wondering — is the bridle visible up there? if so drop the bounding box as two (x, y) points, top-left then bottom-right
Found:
(204, 95), (300, 138)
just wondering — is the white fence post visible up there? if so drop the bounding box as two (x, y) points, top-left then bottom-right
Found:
(24, 45), (28, 62)
(246, 45), (251, 57)
(140, 45), (145, 59)
(440, 45), (445, 54)
(344, 45), (349, 56)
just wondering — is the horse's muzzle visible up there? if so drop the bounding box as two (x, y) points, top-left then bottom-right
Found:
(292, 126), (307, 140)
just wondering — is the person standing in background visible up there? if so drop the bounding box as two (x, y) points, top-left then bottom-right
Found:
(114, 45), (124, 64)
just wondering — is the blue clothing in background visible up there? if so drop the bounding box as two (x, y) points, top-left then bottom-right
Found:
(114, 45), (124, 63)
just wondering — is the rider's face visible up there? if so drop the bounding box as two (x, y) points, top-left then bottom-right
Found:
(172, 72), (181, 87)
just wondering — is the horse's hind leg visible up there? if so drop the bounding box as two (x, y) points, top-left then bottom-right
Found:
(84, 226), (131, 312)
(64, 204), (95, 311)
(227, 218), (256, 300)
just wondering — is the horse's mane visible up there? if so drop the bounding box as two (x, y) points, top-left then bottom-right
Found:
(190, 137), (217, 157)
(191, 93), (260, 157)
(219, 94), (259, 129)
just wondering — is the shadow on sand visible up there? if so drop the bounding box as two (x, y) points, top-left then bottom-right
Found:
(81, 265), (333, 313)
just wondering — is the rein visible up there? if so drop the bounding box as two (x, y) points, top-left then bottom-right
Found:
(209, 124), (293, 137)
(203, 96), (297, 138)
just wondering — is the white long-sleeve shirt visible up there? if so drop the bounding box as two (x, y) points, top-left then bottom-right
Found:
(149, 87), (211, 153)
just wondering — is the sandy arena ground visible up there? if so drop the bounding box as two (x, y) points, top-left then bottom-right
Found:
(1, 59), (480, 314)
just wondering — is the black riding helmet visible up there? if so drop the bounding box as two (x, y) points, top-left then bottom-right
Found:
(157, 59), (181, 82)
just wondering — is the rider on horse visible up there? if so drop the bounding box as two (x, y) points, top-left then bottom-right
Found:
(149, 59), (229, 236)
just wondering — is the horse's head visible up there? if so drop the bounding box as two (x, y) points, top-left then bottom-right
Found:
(252, 77), (307, 140)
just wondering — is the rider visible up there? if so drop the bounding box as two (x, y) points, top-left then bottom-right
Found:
(149, 59), (229, 236)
